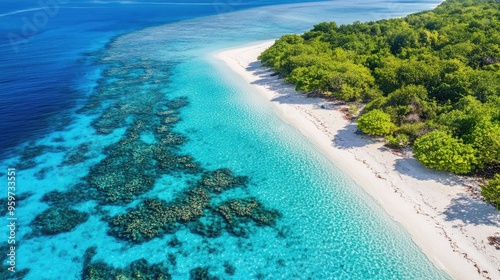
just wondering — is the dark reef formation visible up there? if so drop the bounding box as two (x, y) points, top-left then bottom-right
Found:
(215, 198), (281, 238)
(0, 192), (34, 216)
(0, 265), (29, 280)
(107, 169), (278, 243)
(199, 169), (248, 193)
(31, 207), (89, 235)
(189, 266), (219, 280)
(62, 143), (91, 166)
(108, 188), (210, 243)
(83, 247), (172, 280)
(41, 183), (97, 207)
(223, 262), (236, 276)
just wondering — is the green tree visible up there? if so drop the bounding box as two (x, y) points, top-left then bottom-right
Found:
(384, 85), (430, 124)
(471, 122), (500, 167)
(481, 174), (500, 210)
(388, 28), (419, 54)
(413, 130), (476, 174)
(357, 109), (396, 136)
(311, 21), (338, 33)
(287, 65), (329, 92)
(437, 96), (491, 140)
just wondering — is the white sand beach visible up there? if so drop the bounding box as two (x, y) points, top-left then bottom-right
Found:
(213, 41), (500, 280)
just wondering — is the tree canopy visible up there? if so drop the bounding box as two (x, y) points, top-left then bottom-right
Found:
(481, 174), (500, 209)
(413, 130), (476, 174)
(357, 109), (395, 136)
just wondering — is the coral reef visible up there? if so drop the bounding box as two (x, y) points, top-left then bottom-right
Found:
(31, 207), (89, 235)
(216, 198), (281, 237)
(87, 167), (156, 204)
(108, 179), (280, 241)
(83, 247), (172, 280)
(198, 169), (248, 193)
(17, 159), (37, 170)
(163, 116), (180, 124)
(156, 125), (170, 134)
(41, 183), (96, 207)
(18, 144), (66, 167)
(81, 78), (198, 205)
(223, 262), (236, 276)
(167, 236), (182, 248)
(61, 143), (91, 166)
(153, 146), (200, 173)
(0, 265), (29, 280)
(159, 132), (185, 146)
(108, 187), (210, 243)
(188, 211), (225, 238)
(20, 145), (51, 161)
(34, 167), (51, 180)
(106, 165), (280, 242)
(1, 192), (34, 216)
(165, 97), (189, 109)
(167, 253), (176, 267)
(189, 267), (219, 280)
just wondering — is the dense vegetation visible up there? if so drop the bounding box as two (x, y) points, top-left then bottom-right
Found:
(482, 174), (500, 209)
(259, 0), (500, 207)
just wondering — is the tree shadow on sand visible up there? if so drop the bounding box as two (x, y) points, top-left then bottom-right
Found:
(394, 157), (500, 226)
(393, 157), (462, 186)
(332, 124), (372, 149)
(247, 61), (268, 75)
(443, 195), (500, 226)
(248, 63), (323, 107)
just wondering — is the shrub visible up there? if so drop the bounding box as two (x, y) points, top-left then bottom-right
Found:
(481, 174), (500, 210)
(413, 130), (476, 174)
(357, 109), (396, 136)
(385, 134), (410, 148)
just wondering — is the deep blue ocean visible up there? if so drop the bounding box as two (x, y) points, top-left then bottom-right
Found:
(1, 0), (450, 279)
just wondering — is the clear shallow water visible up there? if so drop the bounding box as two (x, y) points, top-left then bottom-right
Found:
(1, 0), (450, 279)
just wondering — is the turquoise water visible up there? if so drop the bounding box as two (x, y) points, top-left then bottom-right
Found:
(1, 1), (451, 279)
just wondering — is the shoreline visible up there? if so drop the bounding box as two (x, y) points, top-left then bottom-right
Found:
(213, 41), (500, 280)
